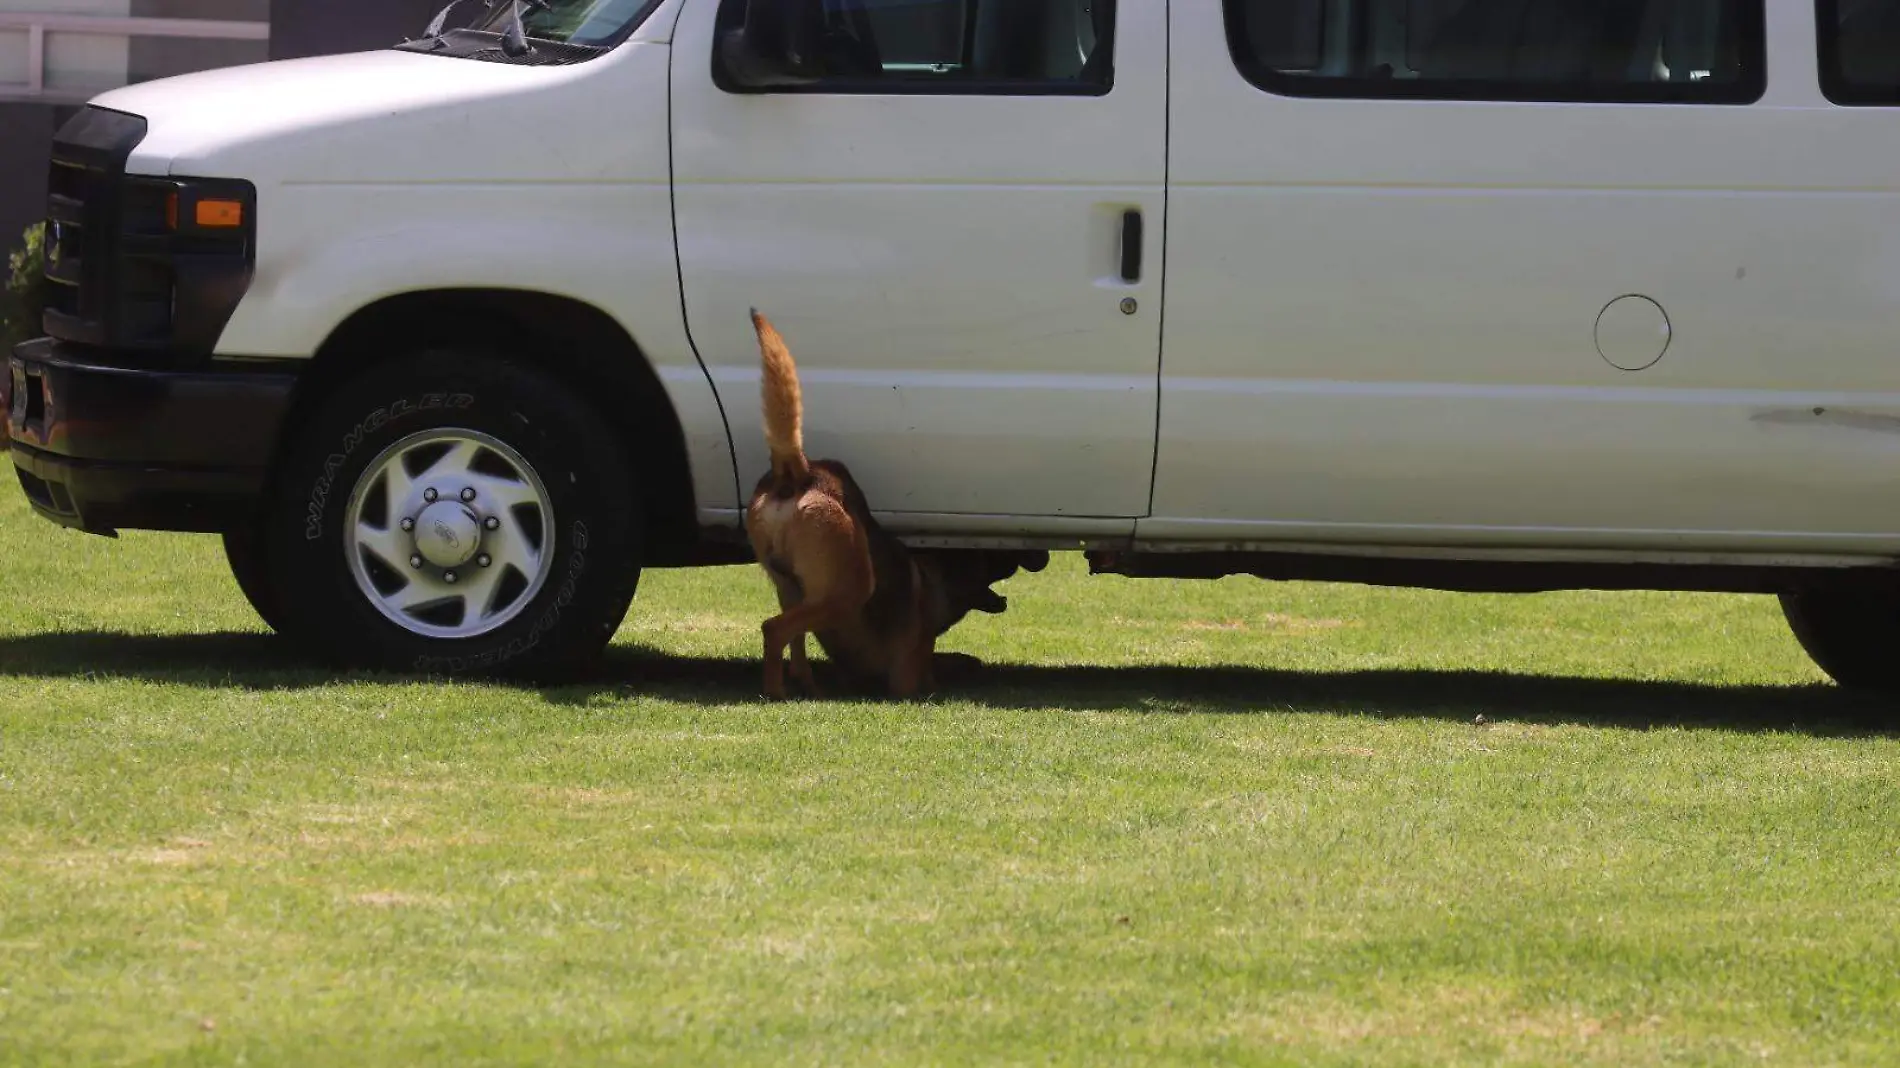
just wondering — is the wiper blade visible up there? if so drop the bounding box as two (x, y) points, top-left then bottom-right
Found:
(411, 0), (547, 52)
(414, 0), (467, 45)
(500, 0), (532, 57)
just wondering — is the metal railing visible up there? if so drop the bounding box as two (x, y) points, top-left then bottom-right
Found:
(0, 13), (270, 104)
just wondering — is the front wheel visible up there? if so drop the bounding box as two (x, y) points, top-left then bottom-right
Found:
(262, 350), (641, 679)
(222, 525), (290, 635)
(1778, 589), (1900, 693)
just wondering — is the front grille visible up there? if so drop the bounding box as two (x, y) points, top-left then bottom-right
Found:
(38, 106), (256, 359)
(44, 160), (87, 303)
(44, 161), (94, 325)
(41, 108), (152, 350)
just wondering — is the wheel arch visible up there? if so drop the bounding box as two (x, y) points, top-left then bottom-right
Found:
(268, 288), (702, 564)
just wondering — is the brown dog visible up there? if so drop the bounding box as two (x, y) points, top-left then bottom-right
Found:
(743, 309), (1045, 699)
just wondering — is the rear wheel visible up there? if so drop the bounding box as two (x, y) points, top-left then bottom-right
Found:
(1779, 589), (1900, 693)
(262, 349), (641, 679)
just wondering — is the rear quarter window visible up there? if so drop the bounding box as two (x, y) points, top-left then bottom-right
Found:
(1819, 0), (1900, 105)
(1223, 0), (1766, 104)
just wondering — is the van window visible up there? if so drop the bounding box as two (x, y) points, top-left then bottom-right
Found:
(1820, 1), (1900, 105)
(715, 0), (1113, 94)
(1224, 0), (1766, 104)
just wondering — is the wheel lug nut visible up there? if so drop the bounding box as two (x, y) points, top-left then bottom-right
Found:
(444, 570), (458, 584)
(477, 553), (492, 568)
(483, 516), (501, 531)
(423, 487), (438, 503)
(399, 517), (415, 532)
(461, 487), (477, 502)
(409, 555), (424, 570)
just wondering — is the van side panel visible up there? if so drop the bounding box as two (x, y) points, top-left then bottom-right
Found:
(667, 0), (1169, 530)
(1152, 6), (1900, 556)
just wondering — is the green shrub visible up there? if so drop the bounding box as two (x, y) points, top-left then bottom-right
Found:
(1, 222), (47, 354)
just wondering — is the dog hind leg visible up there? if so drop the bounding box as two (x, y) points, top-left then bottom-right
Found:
(766, 569), (820, 697)
(762, 594), (868, 700)
(789, 636), (819, 697)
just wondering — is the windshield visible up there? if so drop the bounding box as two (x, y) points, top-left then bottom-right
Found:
(468, 0), (659, 48)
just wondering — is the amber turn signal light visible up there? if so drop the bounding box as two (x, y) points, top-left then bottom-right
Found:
(194, 199), (244, 228)
(165, 192), (245, 230)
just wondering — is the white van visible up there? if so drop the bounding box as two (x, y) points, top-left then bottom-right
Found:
(7, 0), (1900, 686)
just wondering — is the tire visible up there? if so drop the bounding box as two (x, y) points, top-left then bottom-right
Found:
(262, 349), (641, 679)
(1779, 589), (1900, 693)
(222, 525), (291, 635)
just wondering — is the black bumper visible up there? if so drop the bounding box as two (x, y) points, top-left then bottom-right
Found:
(5, 338), (298, 534)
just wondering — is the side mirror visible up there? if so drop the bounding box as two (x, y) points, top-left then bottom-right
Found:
(720, 0), (826, 88)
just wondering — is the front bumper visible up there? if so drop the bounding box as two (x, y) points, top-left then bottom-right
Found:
(5, 338), (298, 533)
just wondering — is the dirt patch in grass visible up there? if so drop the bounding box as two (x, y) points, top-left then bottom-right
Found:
(1115, 613), (1356, 634)
(625, 612), (750, 635)
(135, 848), (208, 866)
(1230, 986), (1673, 1053)
(365, 777), (467, 796)
(518, 784), (641, 807)
(350, 890), (449, 909)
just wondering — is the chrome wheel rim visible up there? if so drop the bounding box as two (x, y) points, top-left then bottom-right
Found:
(343, 428), (555, 640)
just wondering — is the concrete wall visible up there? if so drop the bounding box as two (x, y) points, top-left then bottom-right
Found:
(269, 0), (437, 61)
(129, 0), (270, 83)
(0, 0), (135, 100)
(0, 101), (65, 246)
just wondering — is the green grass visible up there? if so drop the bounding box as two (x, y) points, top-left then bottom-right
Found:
(0, 488), (1896, 1067)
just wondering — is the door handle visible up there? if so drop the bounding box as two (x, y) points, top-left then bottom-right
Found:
(1119, 208), (1143, 284)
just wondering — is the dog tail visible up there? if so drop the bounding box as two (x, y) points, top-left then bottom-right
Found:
(752, 308), (811, 494)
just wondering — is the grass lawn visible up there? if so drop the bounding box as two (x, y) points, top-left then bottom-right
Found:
(0, 488), (1896, 1066)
